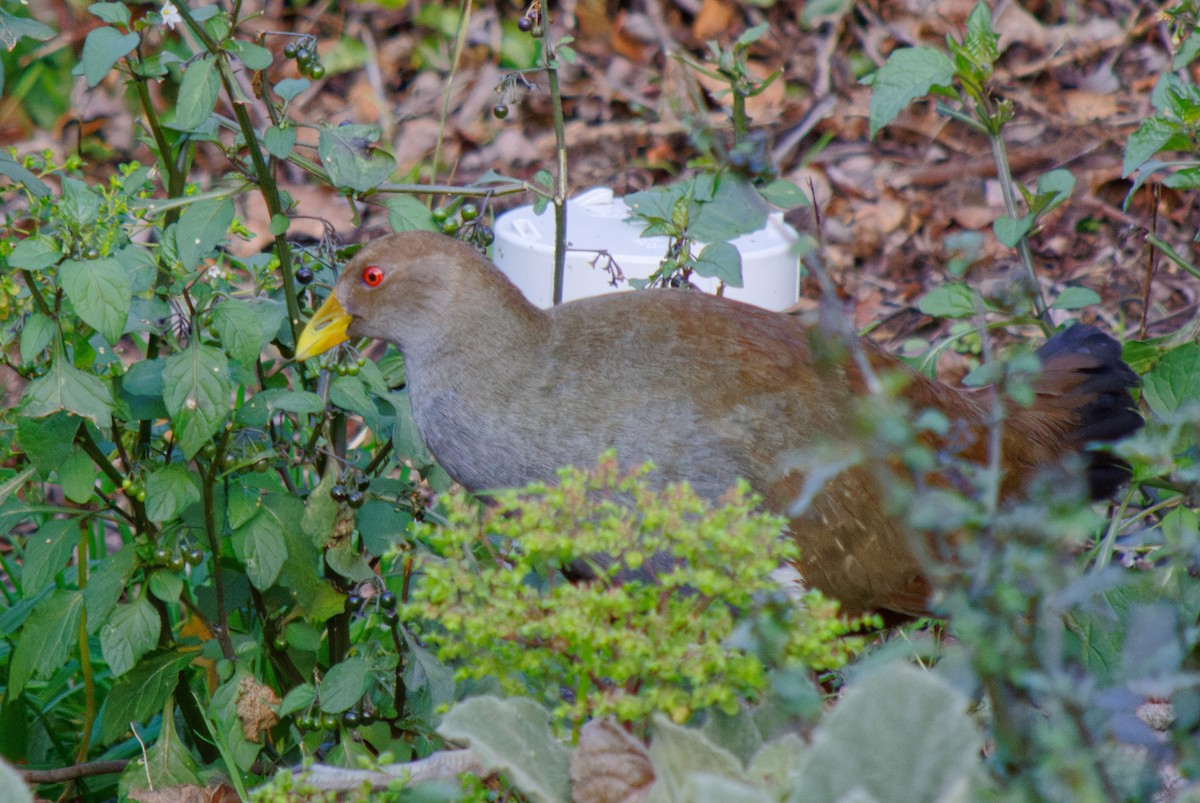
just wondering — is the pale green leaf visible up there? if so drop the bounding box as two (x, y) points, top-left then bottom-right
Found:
(438, 696), (572, 803)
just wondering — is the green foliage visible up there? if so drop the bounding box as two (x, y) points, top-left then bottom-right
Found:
(624, 170), (804, 290)
(0, 1), (519, 798)
(405, 455), (867, 729)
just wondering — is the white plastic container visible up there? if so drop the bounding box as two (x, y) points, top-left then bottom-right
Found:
(493, 187), (800, 311)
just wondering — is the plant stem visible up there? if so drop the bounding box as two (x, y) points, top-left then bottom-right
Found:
(986, 130), (1051, 333)
(75, 521), (95, 763)
(174, 2), (303, 347)
(543, 23), (569, 305)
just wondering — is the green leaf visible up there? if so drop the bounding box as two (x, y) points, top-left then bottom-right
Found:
(8, 590), (84, 697)
(649, 713), (749, 801)
(1123, 117), (1181, 178)
(917, 283), (976, 319)
(162, 341), (231, 459)
(19, 313), (55, 365)
(690, 177), (769, 242)
(1034, 169), (1075, 212)
(1049, 286), (1101, 311)
(119, 697), (203, 796)
(319, 656), (371, 713)
(1142, 343), (1200, 418)
(227, 484), (260, 529)
(84, 544), (138, 634)
(118, 358), (169, 421)
(438, 696), (573, 803)
(801, 0), (852, 26)
(145, 464), (202, 523)
(175, 197), (235, 270)
(788, 664), (980, 803)
(756, 178), (809, 209)
(228, 39), (272, 70)
(277, 527), (346, 624)
(22, 518), (77, 596)
(149, 570), (183, 603)
(992, 214), (1032, 248)
(318, 123), (396, 193)
(387, 391), (433, 465)
(0, 9), (56, 49)
(174, 55), (220, 131)
(263, 124), (297, 159)
(60, 177), (101, 228)
(868, 47), (956, 138)
(57, 447), (97, 503)
(213, 298), (268, 366)
(401, 630), (456, 713)
(232, 508), (286, 589)
(0, 151), (51, 197)
(59, 257), (132, 344)
(285, 623), (322, 652)
(88, 3), (130, 26)
(100, 596), (162, 677)
(356, 501), (414, 555)
(273, 78), (310, 102)
(1174, 31), (1200, 70)
(9, 235), (60, 271)
(692, 241), (743, 288)
(301, 471), (337, 548)
(748, 733), (808, 798)
(384, 194), (438, 232)
(0, 467), (36, 510)
(329, 374), (378, 422)
(238, 388), (324, 427)
(280, 684), (316, 717)
(22, 352), (114, 428)
(101, 651), (194, 744)
(15, 412), (79, 476)
(80, 26), (139, 87)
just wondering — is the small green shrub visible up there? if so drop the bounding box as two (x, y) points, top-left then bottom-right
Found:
(403, 453), (869, 730)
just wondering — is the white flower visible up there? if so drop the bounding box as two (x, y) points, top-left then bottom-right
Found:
(161, 1), (182, 30)
(206, 264), (228, 281)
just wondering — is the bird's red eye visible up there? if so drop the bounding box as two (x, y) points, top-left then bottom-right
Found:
(362, 266), (384, 287)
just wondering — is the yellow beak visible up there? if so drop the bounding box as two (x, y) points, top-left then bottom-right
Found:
(295, 292), (352, 361)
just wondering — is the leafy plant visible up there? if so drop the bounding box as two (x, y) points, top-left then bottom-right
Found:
(403, 454), (868, 732)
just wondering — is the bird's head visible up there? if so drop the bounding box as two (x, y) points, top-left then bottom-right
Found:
(294, 230), (506, 361)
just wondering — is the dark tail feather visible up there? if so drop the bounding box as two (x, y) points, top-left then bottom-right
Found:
(1035, 323), (1143, 499)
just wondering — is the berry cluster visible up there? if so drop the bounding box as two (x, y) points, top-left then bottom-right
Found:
(149, 545), (205, 573)
(330, 475), (370, 509)
(432, 198), (494, 250)
(282, 35), (325, 80)
(294, 706), (378, 732)
(517, 7), (543, 38)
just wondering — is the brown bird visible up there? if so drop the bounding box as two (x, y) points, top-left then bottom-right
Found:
(295, 230), (1141, 619)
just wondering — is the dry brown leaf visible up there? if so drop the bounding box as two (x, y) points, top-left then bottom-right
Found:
(236, 675), (280, 743)
(994, 2), (1049, 52)
(1063, 91), (1121, 124)
(610, 11), (658, 64)
(570, 717), (654, 803)
(128, 785), (211, 803)
(692, 0), (737, 42)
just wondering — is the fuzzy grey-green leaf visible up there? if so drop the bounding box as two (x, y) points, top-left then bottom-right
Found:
(787, 664), (981, 803)
(439, 696), (572, 803)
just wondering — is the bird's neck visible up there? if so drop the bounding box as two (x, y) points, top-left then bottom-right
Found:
(406, 276), (550, 390)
